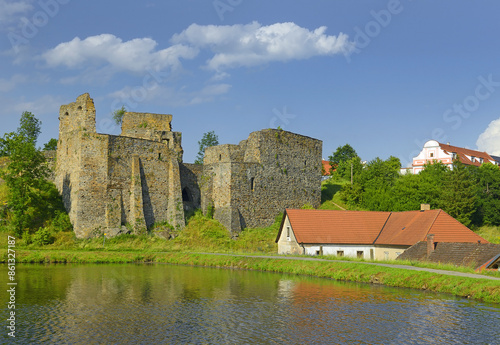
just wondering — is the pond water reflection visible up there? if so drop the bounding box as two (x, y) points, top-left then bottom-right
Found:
(1, 264), (499, 344)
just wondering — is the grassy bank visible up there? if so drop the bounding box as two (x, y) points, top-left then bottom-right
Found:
(1, 250), (499, 304)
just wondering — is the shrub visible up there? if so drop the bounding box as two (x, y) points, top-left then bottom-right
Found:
(32, 227), (55, 246)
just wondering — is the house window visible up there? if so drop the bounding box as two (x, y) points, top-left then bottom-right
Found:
(471, 156), (475, 162)
(357, 251), (364, 258)
(286, 226), (291, 241)
(384, 251), (389, 260)
(395, 252), (401, 257)
(337, 250), (344, 257)
(429, 152), (434, 158)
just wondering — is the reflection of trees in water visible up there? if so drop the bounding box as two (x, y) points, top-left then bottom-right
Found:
(9, 265), (499, 344)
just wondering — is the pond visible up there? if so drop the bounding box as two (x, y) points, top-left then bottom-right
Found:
(1, 264), (499, 344)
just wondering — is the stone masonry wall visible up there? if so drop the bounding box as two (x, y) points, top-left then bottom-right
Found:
(56, 94), (322, 238)
(202, 129), (322, 233)
(56, 94), (185, 238)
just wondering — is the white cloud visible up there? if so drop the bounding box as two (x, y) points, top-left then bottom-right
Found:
(477, 118), (500, 156)
(172, 21), (355, 70)
(0, 74), (27, 92)
(0, 0), (33, 25)
(42, 34), (199, 73)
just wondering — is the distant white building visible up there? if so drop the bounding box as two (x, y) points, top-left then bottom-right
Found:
(407, 140), (500, 174)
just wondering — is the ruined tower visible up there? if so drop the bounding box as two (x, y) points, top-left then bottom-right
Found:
(55, 93), (185, 238)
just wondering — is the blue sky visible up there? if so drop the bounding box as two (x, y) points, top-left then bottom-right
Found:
(1, 0), (500, 166)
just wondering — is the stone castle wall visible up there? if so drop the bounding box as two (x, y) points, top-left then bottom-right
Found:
(55, 94), (184, 238)
(202, 129), (322, 233)
(55, 94), (322, 238)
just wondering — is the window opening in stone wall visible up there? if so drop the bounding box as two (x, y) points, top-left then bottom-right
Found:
(77, 106), (82, 110)
(357, 251), (364, 258)
(219, 154), (222, 161)
(250, 177), (255, 191)
(64, 112), (69, 116)
(182, 187), (192, 202)
(158, 153), (162, 160)
(162, 138), (170, 147)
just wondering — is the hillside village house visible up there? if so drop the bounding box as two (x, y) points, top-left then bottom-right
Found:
(407, 140), (500, 174)
(276, 207), (487, 260)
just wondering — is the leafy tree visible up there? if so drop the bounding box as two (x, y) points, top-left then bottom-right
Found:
(0, 133), (50, 235)
(328, 144), (358, 175)
(195, 131), (219, 164)
(43, 138), (58, 151)
(476, 163), (500, 225)
(18, 111), (41, 144)
(112, 105), (126, 125)
(440, 159), (477, 227)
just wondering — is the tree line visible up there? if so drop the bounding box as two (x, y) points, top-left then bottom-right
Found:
(329, 144), (500, 228)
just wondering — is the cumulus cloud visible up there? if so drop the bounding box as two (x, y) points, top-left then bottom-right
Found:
(172, 21), (355, 70)
(477, 118), (500, 156)
(0, 0), (33, 25)
(42, 22), (353, 75)
(42, 34), (199, 73)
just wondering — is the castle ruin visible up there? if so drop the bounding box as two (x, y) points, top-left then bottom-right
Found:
(55, 93), (322, 238)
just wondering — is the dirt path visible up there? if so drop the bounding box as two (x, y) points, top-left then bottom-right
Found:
(198, 253), (500, 281)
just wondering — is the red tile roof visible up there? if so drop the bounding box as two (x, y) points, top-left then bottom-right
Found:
(322, 160), (333, 175)
(277, 209), (487, 246)
(439, 142), (496, 166)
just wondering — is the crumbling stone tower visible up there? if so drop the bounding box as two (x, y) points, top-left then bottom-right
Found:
(201, 129), (322, 233)
(55, 93), (185, 238)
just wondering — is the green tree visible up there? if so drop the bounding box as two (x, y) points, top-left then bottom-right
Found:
(112, 105), (126, 125)
(476, 163), (500, 225)
(18, 111), (41, 144)
(195, 131), (219, 164)
(43, 138), (58, 151)
(440, 159), (477, 227)
(0, 133), (50, 236)
(328, 144), (358, 176)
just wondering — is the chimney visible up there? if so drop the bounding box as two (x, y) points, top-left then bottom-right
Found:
(427, 234), (435, 256)
(421, 204), (430, 211)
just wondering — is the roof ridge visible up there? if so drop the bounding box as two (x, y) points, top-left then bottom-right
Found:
(424, 209), (442, 239)
(372, 212), (392, 244)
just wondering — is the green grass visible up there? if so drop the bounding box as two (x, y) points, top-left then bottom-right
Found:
(476, 225), (500, 244)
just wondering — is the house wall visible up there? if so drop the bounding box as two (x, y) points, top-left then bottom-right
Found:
(303, 244), (374, 259)
(374, 245), (408, 260)
(277, 216), (303, 254)
(412, 140), (452, 174)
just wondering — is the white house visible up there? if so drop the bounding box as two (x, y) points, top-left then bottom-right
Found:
(409, 140), (500, 174)
(276, 208), (487, 260)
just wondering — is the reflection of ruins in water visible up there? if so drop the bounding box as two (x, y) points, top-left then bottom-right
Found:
(11, 265), (499, 344)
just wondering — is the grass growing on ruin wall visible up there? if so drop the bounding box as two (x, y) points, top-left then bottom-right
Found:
(1, 250), (499, 304)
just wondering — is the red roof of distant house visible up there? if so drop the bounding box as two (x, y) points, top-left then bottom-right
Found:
(439, 142), (496, 166)
(277, 209), (487, 246)
(322, 160), (333, 175)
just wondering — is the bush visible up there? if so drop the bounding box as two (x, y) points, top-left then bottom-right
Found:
(32, 227), (55, 246)
(50, 211), (72, 232)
